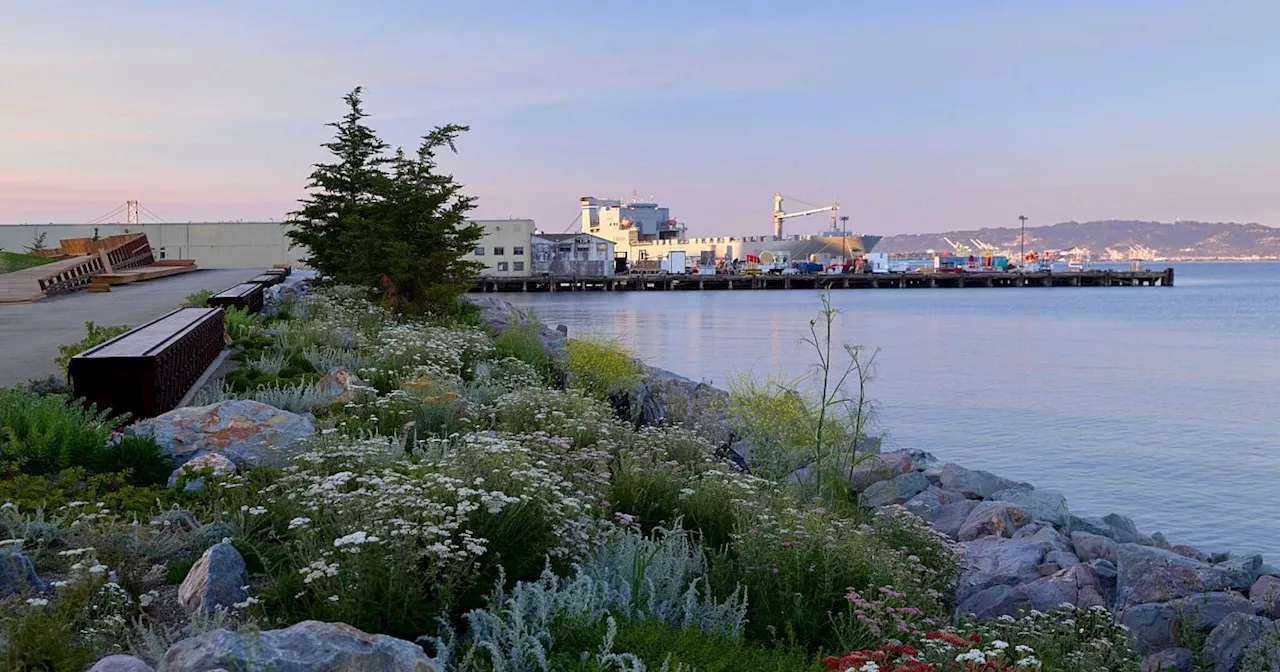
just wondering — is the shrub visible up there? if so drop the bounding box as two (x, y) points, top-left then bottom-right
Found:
(566, 337), (642, 400)
(453, 525), (750, 670)
(548, 618), (824, 672)
(722, 503), (958, 651)
(493, 321), (559, 386)
(234, 433), (593, 640)
(24, 375), (71, 397)
(724, 376), (816, 481)
(222, 306), (260, 346)
(607, 437), (748, 551)
(0, 464), (179, 521)
(55, 322), (131, 376)
(489, 388), (628, 450)
(0, 591), (99, 671)
(244, 381), (331, 414)
(185, 288), (214, 307)
(0, 388), (125, 476)
(950, 605), (1141, 671)
(91, 436), (172, 487)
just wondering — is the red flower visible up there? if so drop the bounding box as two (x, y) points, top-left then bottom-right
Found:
(925, 631), (970, 648)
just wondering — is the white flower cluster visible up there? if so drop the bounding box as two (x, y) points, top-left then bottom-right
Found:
(266, 432), (595, 597)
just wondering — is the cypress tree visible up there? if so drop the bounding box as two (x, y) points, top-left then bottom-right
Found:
(286, 87), (483, 314)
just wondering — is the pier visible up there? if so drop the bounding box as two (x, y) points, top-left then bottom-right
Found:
(472, 268), (1175, 293)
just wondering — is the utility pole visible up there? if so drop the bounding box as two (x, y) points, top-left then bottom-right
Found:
(1018, 215), (1028, 271)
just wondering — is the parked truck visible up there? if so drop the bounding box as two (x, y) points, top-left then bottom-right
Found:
(661, 251), (687, 274)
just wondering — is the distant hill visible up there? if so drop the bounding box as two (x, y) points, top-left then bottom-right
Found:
(875, 220), (1280, 259)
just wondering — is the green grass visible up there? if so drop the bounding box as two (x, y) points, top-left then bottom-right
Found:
(0, 251), (55, 274)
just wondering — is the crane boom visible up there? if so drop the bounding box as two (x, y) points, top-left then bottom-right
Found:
(772, 193), (839, 238)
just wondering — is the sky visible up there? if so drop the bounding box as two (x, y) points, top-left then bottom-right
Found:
(2, 0), (1279, 235)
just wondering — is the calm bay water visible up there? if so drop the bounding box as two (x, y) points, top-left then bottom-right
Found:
(504, 263), (1280, 560)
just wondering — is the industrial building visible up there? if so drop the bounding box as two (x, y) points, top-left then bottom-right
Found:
(580, 194), (881, 270)
(462, 219), (536, 277)
(530, 232), (616, 276)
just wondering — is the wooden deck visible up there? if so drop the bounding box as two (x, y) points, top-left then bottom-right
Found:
(88, 260), (198, 292)
(472, 268), (1176, 293)
(0, 256), (100, 304)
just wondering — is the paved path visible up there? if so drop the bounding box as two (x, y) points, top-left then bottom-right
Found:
(0, 268), (259, 387)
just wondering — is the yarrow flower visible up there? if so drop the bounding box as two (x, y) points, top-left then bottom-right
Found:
(334, 531), (381, 548)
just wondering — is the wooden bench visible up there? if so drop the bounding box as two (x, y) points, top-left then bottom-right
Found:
(69, 307), (225, 419)
(207, 283), (265, 314)
(272, 264), (292, 276)
(249, 273), (284, 287)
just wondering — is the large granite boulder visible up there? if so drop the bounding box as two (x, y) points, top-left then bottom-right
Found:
(1216, 554), (1263, 588)
(128, 400), (314, 469)
(1021, 563), (1106, 612)
(928, 499), (980, 540)
(957, 537), (1044, 604)
(1092, 559), (1120, 606)
(88, 656), (155, 672)
(989, 488), (1070, 529)
(860, 471), (931, 508)
(1115, 544), (1243, 609)
(1140, 648), (1191, 672)
(156, 620), (442, 671)
(937, 463), (1026, 499)
(903, 485), (967, 520)
(957, 501), (1031, 542)
(1202, 612), (1280, 672)
(178, 542), (249, 615)
(0, 547), (46, 596)
(1072, 530), (1120, 563)
(958, 584), (1028, 620)
(846, 452), (917, 491)
(1120, 592), (1254, 655)
(1102, 513), (1156, 546)
(1250, 575), (1280, 619)
(1015, 524), (1080, 566)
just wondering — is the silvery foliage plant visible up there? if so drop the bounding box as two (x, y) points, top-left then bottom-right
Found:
(441, 522), (746, 672)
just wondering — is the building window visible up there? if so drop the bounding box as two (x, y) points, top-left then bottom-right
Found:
(513, 261), (524, 272)
(497, 262), (509, 272)
(494, 246), (505, 256)
(596, 243), (607, 256)
(474, 246), (485, 256)
(513, 246), (524, 256)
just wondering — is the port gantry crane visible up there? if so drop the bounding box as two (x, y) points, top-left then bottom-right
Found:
(943, 237), (972, 256)
(772, 193), (839, 239)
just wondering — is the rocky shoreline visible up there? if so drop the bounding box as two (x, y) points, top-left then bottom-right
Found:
(24, 292), (1273, 671)
(470, 296), (1280, 672)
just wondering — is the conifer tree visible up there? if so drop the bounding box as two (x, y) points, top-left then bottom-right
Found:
(286, 87), (483, 314)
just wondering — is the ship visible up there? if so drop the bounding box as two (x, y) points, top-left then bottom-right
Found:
(580, 193), (881, 267)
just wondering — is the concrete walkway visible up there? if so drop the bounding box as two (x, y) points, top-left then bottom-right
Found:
(0, 268), (260, 387)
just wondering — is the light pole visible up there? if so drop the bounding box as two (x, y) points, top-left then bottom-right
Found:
(840, 215), (850, 261)
(1018, 215), (1028, 271)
